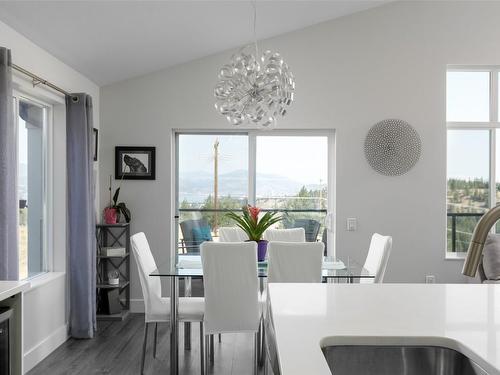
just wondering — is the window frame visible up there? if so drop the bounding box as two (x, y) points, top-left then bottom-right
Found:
(172, 129), (336, 264)
(446, 66), (500, 258)
(14, 90), (54, 279)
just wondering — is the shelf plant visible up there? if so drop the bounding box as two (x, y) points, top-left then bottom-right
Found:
(103, 174), (131, 224)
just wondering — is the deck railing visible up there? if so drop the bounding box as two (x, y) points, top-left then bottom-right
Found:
(177, 208), (328, 253)
(447, 212), (484, 252)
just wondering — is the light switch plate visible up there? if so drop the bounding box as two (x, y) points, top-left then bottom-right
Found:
(346, 218), (357, 231)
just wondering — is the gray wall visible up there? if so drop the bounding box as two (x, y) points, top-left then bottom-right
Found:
(100, 1), (500, 306)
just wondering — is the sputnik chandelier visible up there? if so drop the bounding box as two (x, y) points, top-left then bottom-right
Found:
(214, 1), (295, 128)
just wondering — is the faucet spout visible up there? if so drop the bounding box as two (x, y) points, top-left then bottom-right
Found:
(462, 204), (500, 277)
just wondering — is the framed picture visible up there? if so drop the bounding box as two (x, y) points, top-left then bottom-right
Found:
(93, 128), (98, 161)
(115, 146), (156, 180)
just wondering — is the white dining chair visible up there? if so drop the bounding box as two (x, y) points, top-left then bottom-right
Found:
(130, 232), (206, 375)
(213, 227), (249, 344)
(200, 241), (262, 375)
(263, 240), (324, 316)
(267, 241), (324, 283)
(361, 233), (393, 283)
(263, 228), (305, 242)
(256, 241), (324, 371)
(218, 226), (248, 242)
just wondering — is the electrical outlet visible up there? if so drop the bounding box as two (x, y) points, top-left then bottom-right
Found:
(425, 275), (436, 284)
(346, 218), (357, 231)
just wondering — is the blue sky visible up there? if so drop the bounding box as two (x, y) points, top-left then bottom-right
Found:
(446, 71), (498, 181)
(447, 130), (490, 180)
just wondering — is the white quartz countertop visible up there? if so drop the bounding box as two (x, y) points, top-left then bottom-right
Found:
(268, 283), (500, 375)
(0, 280), (30, 301)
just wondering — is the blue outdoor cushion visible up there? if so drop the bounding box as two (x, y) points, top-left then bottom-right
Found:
(192, 226), (212, 243)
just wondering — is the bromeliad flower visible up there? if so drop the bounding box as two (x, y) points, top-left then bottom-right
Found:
(226, 205), (282, 242)
(247, 205), (261, 222)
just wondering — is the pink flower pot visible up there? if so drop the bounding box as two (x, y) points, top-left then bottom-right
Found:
(104, 207), (118, 224)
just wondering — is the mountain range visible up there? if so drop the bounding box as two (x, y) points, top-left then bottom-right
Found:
(179, 169), (314, 203)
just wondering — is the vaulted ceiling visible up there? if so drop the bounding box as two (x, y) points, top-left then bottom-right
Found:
(0, 1), (390, 85)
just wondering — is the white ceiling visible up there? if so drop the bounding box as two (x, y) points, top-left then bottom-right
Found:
(0, 1), (390, 86)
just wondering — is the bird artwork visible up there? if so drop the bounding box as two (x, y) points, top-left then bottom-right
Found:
(123, 154), (147, 173)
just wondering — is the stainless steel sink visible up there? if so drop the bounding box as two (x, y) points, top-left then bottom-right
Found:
(321, 345), (489, 375)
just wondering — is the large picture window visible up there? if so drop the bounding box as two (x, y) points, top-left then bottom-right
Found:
(175, 131), (334, 259)
(446, 68), (500, 255)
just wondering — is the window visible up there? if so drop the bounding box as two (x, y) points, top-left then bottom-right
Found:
(446, 68), (499, 255)
(16, 95), (50, 279)
(255, 135), (328, 238)
(175, 131), (334, 258)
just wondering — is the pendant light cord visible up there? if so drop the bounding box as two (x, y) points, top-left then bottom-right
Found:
(252, 0), (259, 58)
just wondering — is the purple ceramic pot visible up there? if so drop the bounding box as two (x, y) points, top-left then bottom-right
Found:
(257, 240), (268, 262)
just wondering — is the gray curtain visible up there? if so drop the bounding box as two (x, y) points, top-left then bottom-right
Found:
(66, 93), (96, 339)
(0, 47), (18, 281)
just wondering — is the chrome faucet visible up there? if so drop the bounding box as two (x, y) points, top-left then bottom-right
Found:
(462, 204), (500, 277)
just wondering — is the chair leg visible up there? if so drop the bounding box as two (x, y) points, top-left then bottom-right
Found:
(261, 329), (267, 371)
(254, 332), (259, 375)
(141, 323), (150, 375)
(257, 318), (263, 364)
(153, 323), (158, 359)
(218, 333), (221, 343)
(200, 322), (205, 375)
(204, 335), (210, 374)
(185, 322), (192, 350)
(257, 324), (261, 363)
(259, 320), (266, 367)
(209, 335), (214, 363)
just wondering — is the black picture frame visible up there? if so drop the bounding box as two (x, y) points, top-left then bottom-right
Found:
(115, 146), (156, 180)
(93, 128), (98, 161)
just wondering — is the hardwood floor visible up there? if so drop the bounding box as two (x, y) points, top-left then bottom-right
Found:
(28, 314), (263, 375)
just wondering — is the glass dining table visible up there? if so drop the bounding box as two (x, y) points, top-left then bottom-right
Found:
(150, 255), (373, 375)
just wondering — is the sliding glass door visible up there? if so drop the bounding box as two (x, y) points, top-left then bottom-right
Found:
(174, 130), (335, 260)
(176, 133), (249, 254)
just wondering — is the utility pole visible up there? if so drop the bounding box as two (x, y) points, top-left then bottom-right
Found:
(213, 139), (219, 234)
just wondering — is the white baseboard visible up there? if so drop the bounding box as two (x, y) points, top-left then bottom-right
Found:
(130, 298), (145, 313)
(23, 324), (68, 373)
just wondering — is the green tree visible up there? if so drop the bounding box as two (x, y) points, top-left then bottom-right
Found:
(201, 194), (247, 230)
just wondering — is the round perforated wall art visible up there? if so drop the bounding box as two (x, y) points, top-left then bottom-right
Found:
(364, 119), (421, 176)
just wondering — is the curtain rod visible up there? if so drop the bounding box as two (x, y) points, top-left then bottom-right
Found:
(12, 63), (71, 97)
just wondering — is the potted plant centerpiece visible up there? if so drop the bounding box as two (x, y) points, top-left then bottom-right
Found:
(226, 205), (282, 261)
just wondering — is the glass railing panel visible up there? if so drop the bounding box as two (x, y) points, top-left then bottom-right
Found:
(447, 213), (484, 253)
(177, 208), (327, 254)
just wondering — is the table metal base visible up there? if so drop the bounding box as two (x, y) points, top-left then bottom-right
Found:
(170, 277), (179, 375)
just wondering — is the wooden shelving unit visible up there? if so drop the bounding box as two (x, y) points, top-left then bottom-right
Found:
(96, 223), (130, 321)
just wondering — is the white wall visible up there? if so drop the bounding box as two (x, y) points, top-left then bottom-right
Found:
(100, 1), (500, 306)
(0, 20), (100, 372)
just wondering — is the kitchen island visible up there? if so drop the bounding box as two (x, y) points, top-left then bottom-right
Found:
(268, 283), (500, 375)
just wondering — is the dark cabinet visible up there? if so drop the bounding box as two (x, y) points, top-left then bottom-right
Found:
(0, 309), (12, 375)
